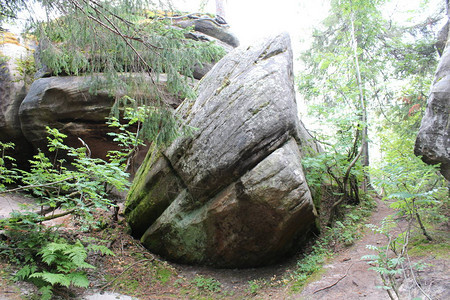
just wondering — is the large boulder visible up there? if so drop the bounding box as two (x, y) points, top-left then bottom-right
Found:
(415, 23), (450, 181)
(19, 76), (117, 159)
(18, 75), (183, 170)
(125, 33), (319, 268)
(0, 33), (34, 167)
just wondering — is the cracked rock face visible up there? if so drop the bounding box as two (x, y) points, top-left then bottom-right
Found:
(0, 43), (34, 167)
(415, 25), (450, 181)
(125, 33), (319, 268)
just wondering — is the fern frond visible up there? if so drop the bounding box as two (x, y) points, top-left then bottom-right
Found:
(30, 271), (71, 287)
(67, 272), (90, 288)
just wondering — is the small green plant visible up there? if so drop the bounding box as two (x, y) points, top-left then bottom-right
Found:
(363, 216), (436, 300)
(372, 134), (447, 242)
(155, 266), (173, 284)
(106, 97), (147, 172)
(15, 54), (36, 86)
(10, 126), (130, 229)
(362, 219), (405, 300)
(290, 241), (329, 291)
(302, 136), (366, 226)
(25, 241), (96, 299)
(0, 125), (133, 298)
(247, 279), (263, 295)
(1, 214), (114, 299)
(0, 141), (20, 191)
(192, 275), (221, 292)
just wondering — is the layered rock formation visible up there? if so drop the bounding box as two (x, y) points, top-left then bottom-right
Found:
(125, 33), (319, 268)
(415, 20), (450, 181)
(175, 18), (239, 48)
(18, 75), (182, 163)
(1, 19), (237, 169)
(0, 34), (34, 166)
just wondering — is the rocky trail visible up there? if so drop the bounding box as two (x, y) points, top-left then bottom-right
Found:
(1, 193), (448, 299)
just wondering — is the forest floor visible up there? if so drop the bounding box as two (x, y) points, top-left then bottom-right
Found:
(0, 192), (448, 300)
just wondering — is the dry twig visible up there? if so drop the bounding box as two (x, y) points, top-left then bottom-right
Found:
(313, 263), (354, 294)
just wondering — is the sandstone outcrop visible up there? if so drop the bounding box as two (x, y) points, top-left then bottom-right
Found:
(0, 34), (34, 166)
(415, 22), (450, 180)
(175, 18), (239, 48)
(1, 17), (236, 170)
(125, 33), (319, 268)
(18, 75), (183, 168)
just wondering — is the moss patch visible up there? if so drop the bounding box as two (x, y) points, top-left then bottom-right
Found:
(408, 233), (450, 259)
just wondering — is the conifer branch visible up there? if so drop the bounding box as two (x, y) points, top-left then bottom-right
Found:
(68, 0), (161, 49)
(67, 0), (167, 99)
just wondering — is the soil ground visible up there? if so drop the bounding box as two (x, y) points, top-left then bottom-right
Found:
(0, 192), (448, 299)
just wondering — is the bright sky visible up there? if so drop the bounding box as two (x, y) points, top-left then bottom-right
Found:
(6, 0), (445, 46)
(172, 0), (444, 53)
(174, 0), (329, 45)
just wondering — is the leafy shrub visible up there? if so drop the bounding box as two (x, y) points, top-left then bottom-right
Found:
(0, 125), (131, 298)
(0, 141), (20, 191)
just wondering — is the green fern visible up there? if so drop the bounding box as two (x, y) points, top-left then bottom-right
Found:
(26, 240), (103, 298)
(87, 244), (115, 256)
(30, 272), (72, 287)
(15, 265), (37, 281)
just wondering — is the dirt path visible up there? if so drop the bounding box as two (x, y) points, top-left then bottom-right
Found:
(0, 193), (37, 219)
(295, 198), (392, 299)
(1, 194), (447, 299)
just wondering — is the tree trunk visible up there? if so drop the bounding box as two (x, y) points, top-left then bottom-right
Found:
(350, 12), (370, 193)
(362, 114), (370, 192)
(215, 0), (227, 18)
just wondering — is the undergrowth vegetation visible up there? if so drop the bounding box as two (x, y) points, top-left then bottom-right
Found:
(0, 119), (136, 298)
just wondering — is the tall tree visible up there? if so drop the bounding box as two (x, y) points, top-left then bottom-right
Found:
(298, 0), (441, 221)
(299, 0), (388, 204)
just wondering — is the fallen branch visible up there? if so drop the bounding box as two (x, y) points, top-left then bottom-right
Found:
(0, 177), (74, 194)
(313, 263), (354, 294)
(406, 253), (432, 300)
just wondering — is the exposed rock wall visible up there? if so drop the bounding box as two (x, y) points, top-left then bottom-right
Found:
(0, 37), (34, 166)
(18, 75), (183, 166)
(415, 20), (450, 180)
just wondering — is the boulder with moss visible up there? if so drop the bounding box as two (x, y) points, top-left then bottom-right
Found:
(125, 33), (320, 268)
